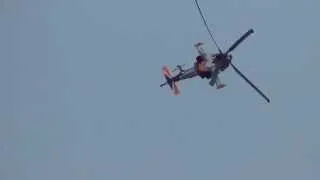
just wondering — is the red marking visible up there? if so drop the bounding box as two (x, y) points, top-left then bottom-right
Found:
(162, 65), (180, 96)
(162, 66), (172, 78)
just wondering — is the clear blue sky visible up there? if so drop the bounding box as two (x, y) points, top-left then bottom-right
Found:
(2, 0), (320, 179)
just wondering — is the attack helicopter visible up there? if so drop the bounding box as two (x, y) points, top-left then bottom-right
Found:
(160, 0), (270, 103)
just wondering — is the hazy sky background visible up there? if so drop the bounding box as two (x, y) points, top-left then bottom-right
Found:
(1, 0), (320, 179)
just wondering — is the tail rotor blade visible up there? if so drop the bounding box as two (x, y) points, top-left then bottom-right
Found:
(226, 29), (254, 54)
(231, 63), (270, 103)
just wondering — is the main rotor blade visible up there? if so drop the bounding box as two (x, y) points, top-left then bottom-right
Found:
(226, 29), (254, 54)
(231, 63), (270, 103)
(194, 0), (222, 54)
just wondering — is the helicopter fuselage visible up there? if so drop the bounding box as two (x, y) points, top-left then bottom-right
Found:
(171, 54), (232, 83)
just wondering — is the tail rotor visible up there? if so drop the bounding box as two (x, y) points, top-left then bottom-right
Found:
(160, 66), (180, 95)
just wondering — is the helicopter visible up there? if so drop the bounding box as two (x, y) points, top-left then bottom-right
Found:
(160, 0), (270, 103)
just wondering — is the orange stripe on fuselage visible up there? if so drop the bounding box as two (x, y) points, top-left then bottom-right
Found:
(198, 60), (209, 72)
